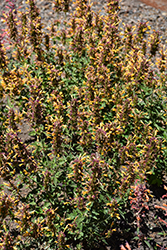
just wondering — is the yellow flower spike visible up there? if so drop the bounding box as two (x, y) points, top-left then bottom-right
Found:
(3, 224), (7, 232)
(3, 182), (11, 187)
(1, 80), (6, 88)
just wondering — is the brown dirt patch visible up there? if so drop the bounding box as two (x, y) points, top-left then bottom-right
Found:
(140, 0), (167, 12)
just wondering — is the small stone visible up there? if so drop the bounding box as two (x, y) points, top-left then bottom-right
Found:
(139, 3), (145, 8)
(162, 12), (167, 16)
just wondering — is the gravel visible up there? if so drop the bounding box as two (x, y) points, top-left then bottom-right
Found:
(0, 0), (167, 47)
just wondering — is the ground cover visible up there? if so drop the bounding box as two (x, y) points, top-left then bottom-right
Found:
(0, 0), (167, 249)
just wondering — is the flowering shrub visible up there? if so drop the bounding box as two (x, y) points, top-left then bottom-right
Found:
(0, 0), (167, 249)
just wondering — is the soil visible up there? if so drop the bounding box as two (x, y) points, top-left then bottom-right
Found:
(0, 0), (167, 249)
(140, 0), (167, 12)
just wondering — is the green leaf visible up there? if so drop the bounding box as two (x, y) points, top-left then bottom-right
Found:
(43, 202), (50, 209)
(36, 206), (43, 214)
(133, 236), (139, 240)
(7, 97), (14, 108)
(144, 240), (151, 248)
(29, 130), (37, 137)
(29, 201), (36, 206)
(78, 231), (84, 239)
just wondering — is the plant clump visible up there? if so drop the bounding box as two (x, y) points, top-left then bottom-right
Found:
(0, 0), (167, 249)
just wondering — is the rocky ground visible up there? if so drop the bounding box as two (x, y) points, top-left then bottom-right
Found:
(0, 0), (167, 249)
(0, 0), (167, 50)
(0, 0), (167, 39)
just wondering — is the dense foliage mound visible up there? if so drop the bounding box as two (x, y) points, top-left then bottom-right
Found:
(0, 0), (167, 249)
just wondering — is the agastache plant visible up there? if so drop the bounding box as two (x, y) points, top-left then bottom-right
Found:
(0, 231), (18, 250)
(0, 0), (167, 248)
(154, 185), (167, 231)
(129, 180), (150, 247)
(5, 0), (18, 41)
(0, 36), (7, 69)
(149, 30), (160, 57)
